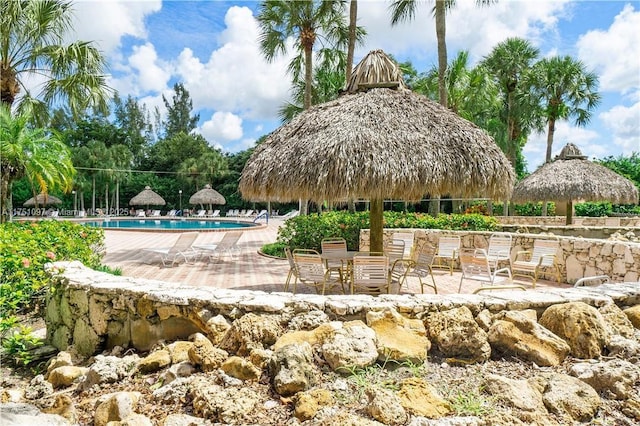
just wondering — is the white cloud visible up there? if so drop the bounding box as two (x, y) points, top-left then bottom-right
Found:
(199, 112), (244, 144)
(128, 43), (171, 93)
(599, 102), (640, 154)
(524, 122), (602, 170)
(577, 4), (640, 95)
(173, 6), (292, 120)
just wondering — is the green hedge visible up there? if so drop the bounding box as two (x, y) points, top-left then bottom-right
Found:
(0, 220), (105, 317)
(272, 211), (499, 257)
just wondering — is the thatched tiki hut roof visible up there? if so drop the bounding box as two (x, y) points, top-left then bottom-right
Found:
(23, 193), (62, 207)
(240, 49), (515, 254)
(512, 143), (639, 225)
(189, 184), (226, 209)
(129, 186), (166, 208)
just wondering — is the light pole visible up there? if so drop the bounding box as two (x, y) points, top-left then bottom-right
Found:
(178, 190), (182, 213)
(72, 190), (77, 216)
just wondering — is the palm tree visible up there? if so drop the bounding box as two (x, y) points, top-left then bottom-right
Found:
(258, 0), (351, 111)
(178, 151), (228, 192)
(390, 0), (496, 108)
(1, 0), (111, 123)
(527, 56), (601, 163)
(0, 105), (75, 222)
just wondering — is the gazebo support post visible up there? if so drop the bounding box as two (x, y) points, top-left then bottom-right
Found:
(566, 200), (573, 225)
(370, 198), (384, 254)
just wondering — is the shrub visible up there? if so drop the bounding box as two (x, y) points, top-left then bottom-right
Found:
(273, 211), (500, 253)
(261, 242), (287, 258)
(0, 220), (105, 317)
(574, 202), (612, 217)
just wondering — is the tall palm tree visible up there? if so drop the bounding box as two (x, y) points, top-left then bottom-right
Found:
(390, 0), (496, 108)
(258, 0), (350, 111)
(0, 0), (110, 123)
(527, 56), (601, 163)
(0, 105), (75, 222)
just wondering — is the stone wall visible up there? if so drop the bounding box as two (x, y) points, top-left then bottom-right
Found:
(497, 215), (640, 227)
(360, 229), (640, 284)
(44, 261), (640, 357)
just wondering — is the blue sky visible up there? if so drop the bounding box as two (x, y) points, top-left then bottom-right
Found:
(68, 0), (640, 172)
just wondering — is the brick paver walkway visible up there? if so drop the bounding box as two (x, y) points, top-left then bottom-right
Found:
(102, 218), (572, 295)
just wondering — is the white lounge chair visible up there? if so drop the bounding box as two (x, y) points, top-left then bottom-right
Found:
(194, 232), (244, 263)
(150, 210), (161, 217)
(143, 232), (200, 267)
(432, 235), (461, 275)
(209, 209), (220, 217)
(166, 209), (177, 217)
(458, 249), (522, 293)
(136, 210), (145, 217)
(195, 209), (206, 217)
(511, 238), (561, 288)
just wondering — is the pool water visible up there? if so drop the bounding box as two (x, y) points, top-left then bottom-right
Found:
(87, 219), (254, 231)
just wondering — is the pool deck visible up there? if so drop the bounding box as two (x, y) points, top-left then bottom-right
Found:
(102, 218), (573, 295)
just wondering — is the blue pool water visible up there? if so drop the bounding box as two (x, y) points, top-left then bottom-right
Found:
(87, 219), (254, 231)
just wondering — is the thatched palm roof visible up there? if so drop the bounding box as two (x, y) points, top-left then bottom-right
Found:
(129, 186), (166, 206)
(189, 184), (226, 206)
(240, 50), (514, 203)
(512, 143), (638, 204)
(23, 193), (62, 207)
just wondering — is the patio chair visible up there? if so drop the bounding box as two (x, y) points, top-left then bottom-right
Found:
(393, 243), (438, 294)
(485, 233), (513, 270)
(293, 249), (343, 295)
(432, 235), (461, 275)
(166, 209), (177, 217)
(209, 210), (220, 217)
(511, 238), (561, 288)
(458, 249), (519, 293)
(321, 237), (348, 283)
(280, 210), (299, 220)
(242, 209), (254, 217)
(384, 239), (406, 267)
(195, 210), (206, 217)
(150, 210), (161, 217)
(284, 247), (299, 293)
(142, 232), (200, 267)
(195, 231), (244, 263)
(351, 254), (391, 295)
(135, 210), (145, 217)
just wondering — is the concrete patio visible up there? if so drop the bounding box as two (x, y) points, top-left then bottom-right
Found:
(102, 218), (572, 295)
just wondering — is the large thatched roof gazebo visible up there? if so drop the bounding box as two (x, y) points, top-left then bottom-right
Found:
(189, 184), (226, 210)
(240, 50), (515, 254)
(129, 186), (166, 210)
(23, 193), (62, 207)
(512, 143), (639, 225)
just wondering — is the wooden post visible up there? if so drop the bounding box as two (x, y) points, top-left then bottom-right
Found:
(370, 198), (383, 254)
(566, 200), (573, 225)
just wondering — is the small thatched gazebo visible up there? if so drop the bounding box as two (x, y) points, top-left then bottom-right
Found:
(129, 186), (166, 210)
(240, 49), (515, 253)
(512, 143), (639, 225)
(23, 193), (62, 207)
(189, 184), (226, 211)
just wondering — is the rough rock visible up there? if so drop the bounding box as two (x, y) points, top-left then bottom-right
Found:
(294, 388), (334, 421)
(138, 349), (172, 373)
(160, 361), (197, 385)
(482, 374), (545, 412)
(598, 302), (635, 338)
(80, 355), (139, 390)
(161, 413), (211, 426)
(426, 306), (490, 363)
(539, 302), (609, 359)
(220, 356), (261, 381)
(534, 373), (601, 422)
(397, 377), (452, 419)
(47, 366), (88, 388)
(25, 375), (54, 400)
(41, 395), (77, 424)
(288, 310), (330, 330)
(366, 308), (430, 363)
(622, 397), (640, 421)
(219, 313), (282, 356)
(190, 381), (261, 424)
(0, 402), (71, 426)
(488, 310), (570, 366)
(271, 342), (317, 396)
(93, 391), (143, 426)
(152, 377), (194, 404)
(607, 334), (640, 360)
(188, 333), (228, 372)
(569, 359), (639, 399)
(623, 305), (640, 328)
(166, 341), (193, 364)
(274, 322), (340, 351)
(365, 385), (408, 425)
(321, 320), (378, 372)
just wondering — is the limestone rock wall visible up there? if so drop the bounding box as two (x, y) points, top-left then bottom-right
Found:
(44, 262), (640, 357)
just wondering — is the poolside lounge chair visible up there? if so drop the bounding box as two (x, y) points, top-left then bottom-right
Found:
(280, 210), (299, 220)
(151, 210), (161, 217)
(166, 209), (177, 217)
(485, 233), (513, 270)
(242, 209), (254, 217)
(209, 210), (220, 217)
(195, 210), (206, 217)
(135, 210), (145, 217)
(432, 235), (461, 275)
(511, 238), (561, 288)
(458, 249), (520, 293)
(195, 231), (244, 263)
(142, 232), (200, 267)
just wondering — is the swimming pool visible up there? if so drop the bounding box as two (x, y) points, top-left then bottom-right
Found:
(87, 219), (256, 231)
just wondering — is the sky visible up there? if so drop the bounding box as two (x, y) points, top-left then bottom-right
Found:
(66, 0), (640, 172)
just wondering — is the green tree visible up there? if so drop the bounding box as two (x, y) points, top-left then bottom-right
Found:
(482, 37), (539, 170)
(258, 0), (351, 111)
(178, 150), (228, 192)
(113, 93), (153, 166)
(527, 56), (601, 163)
(390, 0), (496, 108)
(144, 132), (210, 173)
(0, 0), (111, 123)
(162, 82), (199, 139)
(0, 105), (75, 222)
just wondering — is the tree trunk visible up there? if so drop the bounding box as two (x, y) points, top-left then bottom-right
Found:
(369, 198), (383, 254)
(429, 197), (440, 217)
(435, 0), (448, 108)
(545, 119), (556, 163)
(92, 176), (96, 215)
(566, 200), (573, 225)
(346, 0), (357, 86)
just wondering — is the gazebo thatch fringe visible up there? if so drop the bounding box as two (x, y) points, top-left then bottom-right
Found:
(189, 184), (226, 206)
(129, 186), (166, 207)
